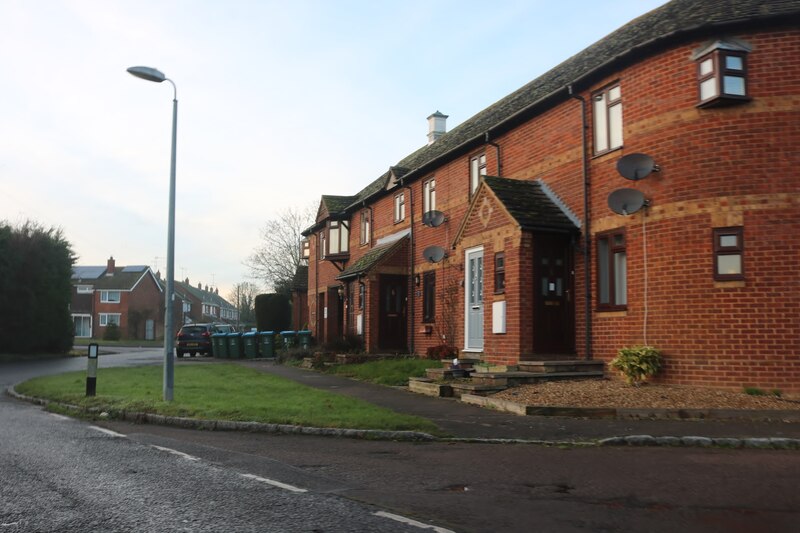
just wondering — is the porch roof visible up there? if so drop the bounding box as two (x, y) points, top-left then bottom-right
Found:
(336, 237), (408, 281)
(484, 176), (579, 233)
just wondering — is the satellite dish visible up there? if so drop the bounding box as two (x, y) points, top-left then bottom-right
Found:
(421, 210), (447, 227)
(616, 153), (660, 181)
(608, 188), (648, 216)
(422, 245), (446, 263)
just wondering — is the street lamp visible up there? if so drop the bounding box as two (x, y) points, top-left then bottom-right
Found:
(127, 65), (178, 402)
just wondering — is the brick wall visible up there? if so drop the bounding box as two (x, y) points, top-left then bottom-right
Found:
(307, 27), (800, 393)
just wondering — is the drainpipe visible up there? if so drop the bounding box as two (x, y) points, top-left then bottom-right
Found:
(485, 132), (503, 177)
(314, 236), (319, 343)
(401, 178), (415, 355)
(568, 84), (592, 361)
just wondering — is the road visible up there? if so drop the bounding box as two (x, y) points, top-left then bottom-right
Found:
(2, 350), (800, 532)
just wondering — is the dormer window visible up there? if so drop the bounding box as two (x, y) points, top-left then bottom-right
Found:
(327, 220), (349, 257)
(694, 39), (751, 107)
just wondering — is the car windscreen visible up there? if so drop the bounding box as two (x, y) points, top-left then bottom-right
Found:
(181, 326), (207, 334)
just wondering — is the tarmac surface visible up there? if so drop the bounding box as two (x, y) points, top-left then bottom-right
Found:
(235, 360), (800, 445)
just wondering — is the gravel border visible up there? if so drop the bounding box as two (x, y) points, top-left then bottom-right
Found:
(460, 393), (800, 423)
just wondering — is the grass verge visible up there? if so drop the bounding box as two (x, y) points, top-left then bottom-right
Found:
(327, 358), (442, 386)
(15, 364), (441, 434)
(73, 338), (164, 348)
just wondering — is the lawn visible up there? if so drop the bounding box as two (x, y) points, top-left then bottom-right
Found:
(326, 357), (442, 386)
(16, 363), (441, 433)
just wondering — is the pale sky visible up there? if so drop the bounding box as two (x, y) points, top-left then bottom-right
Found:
(0, 0), (667, 298)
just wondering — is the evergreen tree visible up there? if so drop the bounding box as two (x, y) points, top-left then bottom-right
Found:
(0, 221), (75, 354)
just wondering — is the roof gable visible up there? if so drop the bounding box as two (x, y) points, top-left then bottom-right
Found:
(454, 177), (579, 246)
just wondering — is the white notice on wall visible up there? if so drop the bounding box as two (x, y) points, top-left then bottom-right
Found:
(324, 307), (328, 319)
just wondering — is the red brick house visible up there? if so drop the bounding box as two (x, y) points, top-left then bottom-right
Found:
(175, 279), (239, 326)
(303, 0), (800, 393)
(71, 257), (163, 340)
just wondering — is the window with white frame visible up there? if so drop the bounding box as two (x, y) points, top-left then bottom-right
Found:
(470, 153), (487, 196)
(360, 210), (370, 245)
(76, 285), (93, 294)
(423, 178), (436, 214)
(593, 84), (623, 155)
(327, 220), (349, 255)
(100, 290), (121, 303)
(394, 192), (406, 222)
(99, 313), (121, 327)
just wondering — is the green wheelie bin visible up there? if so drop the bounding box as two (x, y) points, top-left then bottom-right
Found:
(227, 332), (244, 359)
(258, 331), (275, 358)
(211, 333), (227, 358)
(242, 331), (259, 358)
(280, 330), (296, 350)
(298, 330), (312, 350)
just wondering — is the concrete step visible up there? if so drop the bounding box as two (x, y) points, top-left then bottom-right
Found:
(518, 360), (605, 374)
(470, 370), (605, 387)
(450, 382), (507, 398)
(425, 367), (474, 380)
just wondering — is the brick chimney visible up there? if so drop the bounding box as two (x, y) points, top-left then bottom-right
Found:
(106, 256), (116, 276)
(427, 111), (448, 145)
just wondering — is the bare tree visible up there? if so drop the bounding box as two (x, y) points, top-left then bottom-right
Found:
(228, 281), (260, 326)
(245, 204), (316, 293)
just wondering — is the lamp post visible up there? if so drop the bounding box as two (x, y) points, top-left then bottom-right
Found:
(127, 66), (177, 402)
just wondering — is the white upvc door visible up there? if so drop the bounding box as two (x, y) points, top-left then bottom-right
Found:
(464, 246), (484, 351)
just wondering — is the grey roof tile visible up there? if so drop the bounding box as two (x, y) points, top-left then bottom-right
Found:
(325, 0), (800, 216)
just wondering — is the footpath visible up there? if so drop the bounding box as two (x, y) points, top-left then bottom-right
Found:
(237, 360), (800, 448)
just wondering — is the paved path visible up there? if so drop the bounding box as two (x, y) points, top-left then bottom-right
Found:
(238, 360), (800, 443)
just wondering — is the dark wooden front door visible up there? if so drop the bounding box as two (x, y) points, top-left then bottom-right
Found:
(533, 234), (575, 355)
(378, 275), (407, 351)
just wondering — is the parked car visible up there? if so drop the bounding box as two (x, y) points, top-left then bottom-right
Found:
(176, 323), (236, 357)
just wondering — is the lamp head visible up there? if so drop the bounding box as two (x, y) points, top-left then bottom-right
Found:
(127, 66), (166, 83)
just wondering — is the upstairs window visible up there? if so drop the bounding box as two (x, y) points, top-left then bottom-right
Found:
(360, 210), (370, 245)
(593, 84), (623, 155)
(423, 178), (436, 215)
(597, 230), (627, 310)
(470, 153), (487, 196)
(713, 227), (744, 281)
(694, 40), (750, 107)
(327, 220), (349, 256)
(318, 231), (326, 259)
(394, 192), (406, 223)
(300, 239), (310, 260)
(100, 290), (121, 303)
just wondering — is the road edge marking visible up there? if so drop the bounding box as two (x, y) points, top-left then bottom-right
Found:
(150, 444), (200, 461)
(240, 473), (307, 493)
(88, 425), (126, 438)
(374, 511), (456, 533)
